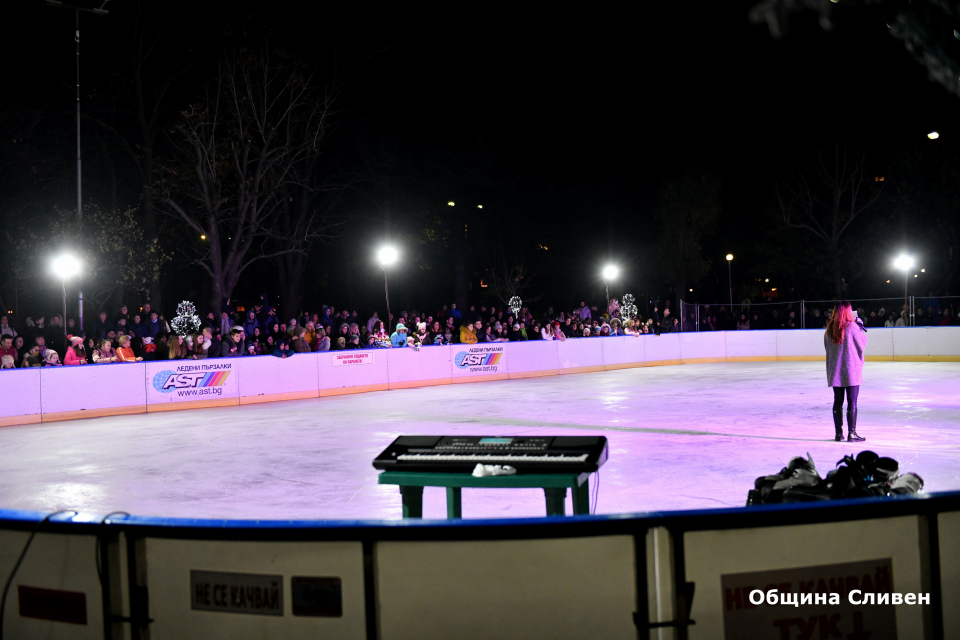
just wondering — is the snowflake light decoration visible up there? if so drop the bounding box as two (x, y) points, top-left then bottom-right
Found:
(170, 300), (201, 335)
(509, 296), (522, 317)
(621, 294), (638, 320)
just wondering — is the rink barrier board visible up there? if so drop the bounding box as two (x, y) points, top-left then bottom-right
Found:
(684, 515), (928, 639)
(2, 491), (959, 639)
(0, 327), (958, 427)
(938, 511), (960, 636)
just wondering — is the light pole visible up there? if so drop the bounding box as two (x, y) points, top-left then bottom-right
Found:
(602, 265), (619, 316)
(378, 247), (398, 328)
(51, 255), (81, 328)
(893, 254), (914, 326)
(725, 254), (734, 307)
(45, 0), (110, 330)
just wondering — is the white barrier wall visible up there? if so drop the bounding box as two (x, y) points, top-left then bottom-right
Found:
(0, 328), (957, 426)
(237, 352), (319, 404)
(0, 528), (106, 639)
(145, 538), (367, 639)
(39, 362), (147, 421)
(685, 516), (928, 640)
(0, 368), (41, 426)
(318, 350), (389, 395)
(376, 535), (637, 640)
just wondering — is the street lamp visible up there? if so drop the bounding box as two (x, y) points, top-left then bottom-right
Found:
(378, 246), (398, 327)
(46, 1), (110, 330)
(725, 254), (734, 307)
(894, 254), (914, 326)
(602, 265), (619, 314)
(51, 254), (81, 329)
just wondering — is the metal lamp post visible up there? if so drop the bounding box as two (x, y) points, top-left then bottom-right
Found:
(893, 254), (914, 326)
(378, 247), (398, 328)
(602, 265), (619, 316)
(725, 254), (734, 307)
(52, 255), (81, 328)
(45, 0), (110, 330)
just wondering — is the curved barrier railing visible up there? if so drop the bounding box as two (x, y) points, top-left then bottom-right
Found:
(2, 327), (958, 427)
(1, 490), (958, 639)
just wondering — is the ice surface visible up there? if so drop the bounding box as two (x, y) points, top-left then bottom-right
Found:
(0, 361), (956, 520)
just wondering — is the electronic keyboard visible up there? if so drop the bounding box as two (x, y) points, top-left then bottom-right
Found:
(373, 436), (608, 474)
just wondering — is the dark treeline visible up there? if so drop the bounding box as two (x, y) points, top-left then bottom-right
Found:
(0, 0), (958, 327)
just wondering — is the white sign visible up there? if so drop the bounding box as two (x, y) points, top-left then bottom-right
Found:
(721, 559), (896, 640)
(146, 360), (238, 403)
(453, 345), (505, 374)
(333, 352), (375, 366)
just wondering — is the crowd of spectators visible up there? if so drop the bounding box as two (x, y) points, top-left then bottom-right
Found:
(0, 292), (954, 369)
(684, 296), (957, 332)
(0, 295), (679, 368)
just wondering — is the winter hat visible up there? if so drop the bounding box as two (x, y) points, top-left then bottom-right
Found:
(44, 351), (60, 363)
(417, 322), (426, 332)
(69, 335), (83, 346)
(1, 355), (13, 367)
(513, 324), (520, 331)
(143, 337), (153, 345)
(396, 323), (407, 332)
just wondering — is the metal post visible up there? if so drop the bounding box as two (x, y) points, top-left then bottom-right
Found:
(75, 7), (84, 331)
(695, 303), (699, 332)
(727, 260), (733, 307)
(46, 1), (112, 330)
(604, 278), (610, 318)
(801, 300), (805, 329)
(61, 279), (67, 332)
(381, 265), (392, 329)
(904, 272), (909, 327)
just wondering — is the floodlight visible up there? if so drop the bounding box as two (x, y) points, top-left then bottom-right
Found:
(378, 246), (398, 266)
(726, 254), (734, 261)
(893, 255), (914, 271)
(52, 254), (81, 279)
(602, 265), (619, 280)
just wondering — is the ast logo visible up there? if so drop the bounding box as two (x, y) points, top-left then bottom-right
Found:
(454, 346), (504, 371)
(152, 370), (231, 393)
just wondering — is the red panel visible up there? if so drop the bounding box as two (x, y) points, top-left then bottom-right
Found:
(18, 585), (87, 625)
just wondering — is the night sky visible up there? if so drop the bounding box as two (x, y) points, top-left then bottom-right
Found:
(2, 0), (957, 318)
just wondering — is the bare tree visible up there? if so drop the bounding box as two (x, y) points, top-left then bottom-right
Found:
(484, 249), (539, 309)
(775, 145), (882, 298)
(273, 175), (347, 321)
(160, 48), (332, 311)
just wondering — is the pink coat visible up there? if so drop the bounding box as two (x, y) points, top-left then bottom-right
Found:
(64, 349), (86, 365)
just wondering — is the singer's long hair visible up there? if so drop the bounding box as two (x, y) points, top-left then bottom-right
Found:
(827, 301), (855, 345)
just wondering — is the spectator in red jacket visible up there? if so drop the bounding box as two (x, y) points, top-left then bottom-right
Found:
(0, 335), (17, 363)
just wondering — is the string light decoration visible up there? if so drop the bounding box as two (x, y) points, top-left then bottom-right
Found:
(509, 296), (522, 317)
(621, 293), (638, 320)
(170, 300), (201, 335)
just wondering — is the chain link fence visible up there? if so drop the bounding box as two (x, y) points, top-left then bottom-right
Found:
(680, 296), (960, 331)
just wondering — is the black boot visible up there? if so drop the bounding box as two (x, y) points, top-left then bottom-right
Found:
(847, 406), (865, 442)
(832, 408), (843, 442)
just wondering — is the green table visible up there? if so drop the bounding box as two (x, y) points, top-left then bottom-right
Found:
(378, 471), (591, 518)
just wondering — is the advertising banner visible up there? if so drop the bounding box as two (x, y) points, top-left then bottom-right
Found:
(146, 359), (239, 405)
(451, 344), (505, 378)
(720, 558), (896, 640)
(333, 352), (374, 366)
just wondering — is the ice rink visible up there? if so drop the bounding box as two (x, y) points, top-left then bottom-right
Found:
(0, 360), (957, 520)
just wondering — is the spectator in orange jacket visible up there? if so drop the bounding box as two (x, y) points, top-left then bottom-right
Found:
(116, 335), (143, 362)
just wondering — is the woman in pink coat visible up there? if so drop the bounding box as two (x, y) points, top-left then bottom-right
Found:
(63, 336), (88, 365)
